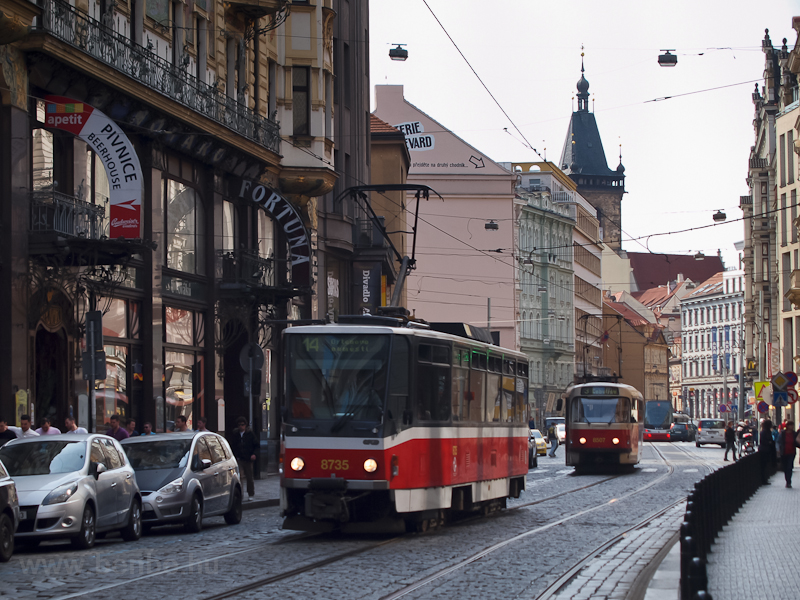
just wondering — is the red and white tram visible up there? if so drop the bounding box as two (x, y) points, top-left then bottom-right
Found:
(564, 382), (644, 470)
(280, 315), (530, 532)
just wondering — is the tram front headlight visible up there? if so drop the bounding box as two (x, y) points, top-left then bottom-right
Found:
(612, 438), (620, 445)
(290, 457), (305, 472)
(579, 437), (586, 445)
(363, 458), (378, 473)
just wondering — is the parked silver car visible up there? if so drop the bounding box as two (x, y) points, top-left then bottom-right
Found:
(121, 432), (242, 533)
(0, 434), (142, 549)
(0, 458), (19, 561)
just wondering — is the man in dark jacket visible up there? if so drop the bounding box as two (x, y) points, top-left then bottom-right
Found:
(724, 422), (737, 461)
(758, 419), (776, 484)
(228, 417), (258, 501)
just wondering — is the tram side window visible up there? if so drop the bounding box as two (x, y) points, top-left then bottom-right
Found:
(416, 344), (451, 422)
(631, 398), (641, 423)
(468, 355), (485, 422)
(386, 337), (411, 432)
(451, 347), (470, 421)
(486, 356), (503, 422)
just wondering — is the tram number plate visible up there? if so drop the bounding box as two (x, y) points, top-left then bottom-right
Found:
(593, 437), (605, 443)
(321, 459), (349, 470)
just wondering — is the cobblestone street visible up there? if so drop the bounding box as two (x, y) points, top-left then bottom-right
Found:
(0, 442), (729, 600)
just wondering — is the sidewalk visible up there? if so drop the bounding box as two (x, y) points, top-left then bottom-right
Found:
(644, 470), (798, 600)
(244, 473), (281, 510)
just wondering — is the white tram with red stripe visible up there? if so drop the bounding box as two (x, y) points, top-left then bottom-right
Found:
(564, 382), (644, 470)
(280, 315), (530, 532)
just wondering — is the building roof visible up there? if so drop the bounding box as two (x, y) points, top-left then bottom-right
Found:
(370, 114), (400, 134)
(605, 299), (650, 327)
(685, 272), (725, 299)
(560, 111), (616, 177)
(631, 279), (694, 309)
(627, 252), (724, 292)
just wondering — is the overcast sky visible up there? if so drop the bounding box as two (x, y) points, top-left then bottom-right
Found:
(369, 0), (798, 271)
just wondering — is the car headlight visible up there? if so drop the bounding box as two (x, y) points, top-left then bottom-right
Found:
(363, 458), (378, 473)
(157, 477), (184, 495)
(290, 457), (304, 472)
(43, 481), (79, 506)
(579, 437), (586, 444)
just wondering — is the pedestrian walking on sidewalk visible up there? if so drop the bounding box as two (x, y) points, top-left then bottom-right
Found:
(547, 424), (558, 458)
(228, 417), (258, 501)
(724, 422), (737, 461)
(758, 419), (776, 484)
(776, 421), (800, 488)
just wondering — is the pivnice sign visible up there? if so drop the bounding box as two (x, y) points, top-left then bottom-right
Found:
(237, 180), (311, 286)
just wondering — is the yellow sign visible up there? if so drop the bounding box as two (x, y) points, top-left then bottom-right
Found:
(754, 381), (772, 405)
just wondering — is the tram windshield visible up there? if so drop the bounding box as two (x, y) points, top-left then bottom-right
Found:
(570, 397), (631, 424)
(644, 401), (672, 429)
(286, 334), (390, 426)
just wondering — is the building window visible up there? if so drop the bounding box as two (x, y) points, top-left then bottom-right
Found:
(780, 133), (786, 187)
(165, 179), (206, 275)
(163, 307), (206, 431)
(789, 130), (795, 185)
(292, 67), (310, 135)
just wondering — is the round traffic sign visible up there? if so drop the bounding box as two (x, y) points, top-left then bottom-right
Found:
(718, 404), (728, 413)
(239, 343), (265, 370)
(788, 388), (799, 404)
(786, 372), (798, 387)
(757, 401), (769, 414)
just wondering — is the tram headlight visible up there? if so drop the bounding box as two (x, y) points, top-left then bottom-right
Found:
(290, 457), (305, 472)
(579, 437), (586, 445)
(612, 438), (620, 445)
(363, 458), (378, 473)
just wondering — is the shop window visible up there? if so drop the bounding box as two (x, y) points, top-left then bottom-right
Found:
(164, 350), (204, 431)
(165, 179), (206, 275)
(222, 201), (238, 252)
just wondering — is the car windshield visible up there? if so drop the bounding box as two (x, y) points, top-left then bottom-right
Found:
(672, 424), (687, 431)
(0, 440), (86, 476)
(700, 420), (725, 429)
(123, 440), (191, 471)
(530, 430), (543, 439)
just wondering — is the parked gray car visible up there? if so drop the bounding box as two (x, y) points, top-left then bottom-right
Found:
(0, 434), (142, 549)
(0, 458), (19, 561)
(121, 432), (242, 533)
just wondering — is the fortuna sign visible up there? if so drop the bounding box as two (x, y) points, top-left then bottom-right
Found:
(44, 96), (142, 239)
(237, 180), (311, 286)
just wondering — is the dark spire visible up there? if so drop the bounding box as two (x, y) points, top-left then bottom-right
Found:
(616, 144), (625, 173)
(576, 47), (590, 112)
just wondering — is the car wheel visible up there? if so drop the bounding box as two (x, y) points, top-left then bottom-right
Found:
(71, 505), (96, 550)
(121, 499), (142, 542)
(184, 494), (203, 533)
(224, 487), (243, 525)
(0, 513), (14, 562)
(696, 442), (701, 447)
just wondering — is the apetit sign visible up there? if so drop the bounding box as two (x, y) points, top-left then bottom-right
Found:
(44, 96), (142, 239)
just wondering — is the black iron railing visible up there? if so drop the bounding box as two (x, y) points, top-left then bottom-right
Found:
(217, 249), (274, 288)
(30, 190), (106, 239)
(679, 452), (775, 600)
(36, 0), (280, 154)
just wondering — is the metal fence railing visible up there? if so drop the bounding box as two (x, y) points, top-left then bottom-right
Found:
(679, 452), (775, 600)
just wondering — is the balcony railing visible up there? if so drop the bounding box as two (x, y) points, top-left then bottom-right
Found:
(217, 249), (274, 288)
(30, 190), (106, 239)
(36, 0), (280, 154)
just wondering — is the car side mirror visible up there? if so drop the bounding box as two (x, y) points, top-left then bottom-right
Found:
(92, 462), (107, 478)
(200, 458), (212, 470)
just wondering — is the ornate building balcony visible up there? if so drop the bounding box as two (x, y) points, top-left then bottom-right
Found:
(30, 190), (106, 240)
(785, 269), (800, 308)
(32, 0), (280, 154)
(218, 249), (275, 289)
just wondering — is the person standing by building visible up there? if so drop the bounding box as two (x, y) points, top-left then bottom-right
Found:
(196, 416), (209, 432)
(777, 421), (799, 488)
(106, 414), (129, 442)
(142, 422), (156, 435)
(174, 415), (190, 432)
(758, 419), (776, 485)
(0, 418), (18, 447)
(724, 422), (737, 462)
(125, 418), (140, 437)
(35, 417), (61, 435)
(228, 417), (258, 501)
(547, 423), (559, 458)
(63, 416), (88, 434)
(9, 415), (39, 438)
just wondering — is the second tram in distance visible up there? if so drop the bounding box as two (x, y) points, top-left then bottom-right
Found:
(564, 382), (644, 470)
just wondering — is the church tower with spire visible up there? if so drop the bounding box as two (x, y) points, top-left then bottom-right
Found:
(559, 54), (626, 252)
